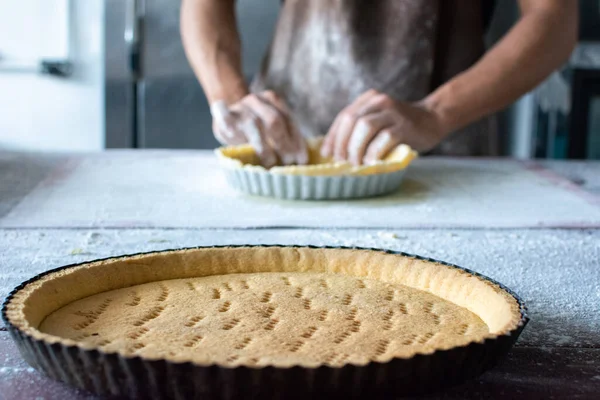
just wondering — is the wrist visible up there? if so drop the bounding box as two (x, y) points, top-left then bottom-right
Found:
(420, 84), (462, 138)
(210, 100), (230, 121)
(206, 78), (248, 106)
(413, 99), (450, 148)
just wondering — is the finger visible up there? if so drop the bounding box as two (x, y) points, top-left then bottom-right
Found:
(214, 122), (247, 146)
(347, 111), (395, 166)
(212, 118), (249, 146)
(243, 94), (296, 165)
(210, 101), (239, 144)
(237, 103), (278, 167)
(212, 111), (229, 145)
(338, 92), (395, 162)
(258, 91), (308, 165)
(332, 113), (356, 161)
(333, 91), (382, 161)
(286, 123), (309, 165)
(351, 89), (381, 108)
(356, 92), (395, 116)
(320, 118), (339, 158)
(259, 90), (291, 114)
(210, 101), (231, 132)
(293, 131), (309, 165)
(363, 129), (401, 164)
(210, 101), (238, 141)
(325, 89), (378, 139)
(213, 125), (229, 145)
(212, 102), (247, 145)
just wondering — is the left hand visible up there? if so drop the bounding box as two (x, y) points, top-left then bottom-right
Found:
(211, 91), (308, 168)
(321, 89), (445, 165)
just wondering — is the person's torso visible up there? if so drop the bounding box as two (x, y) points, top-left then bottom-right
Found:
(252, 0), (497, 155)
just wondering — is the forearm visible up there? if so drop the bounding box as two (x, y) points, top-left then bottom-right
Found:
(180, 0), (247, 104)
(423, 1), (578, 137)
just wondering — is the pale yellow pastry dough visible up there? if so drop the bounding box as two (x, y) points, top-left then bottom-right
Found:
(215, 138), (417, 176)
(6, 247), (521, 369)
(39, 272), (488, 367)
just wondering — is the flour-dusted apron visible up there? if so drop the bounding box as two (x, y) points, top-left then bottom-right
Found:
(252, 0), (499, 156)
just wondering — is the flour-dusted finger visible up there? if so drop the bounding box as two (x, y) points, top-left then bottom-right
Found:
(331, 90), (383, 161)
(352, 88), (381, 107)
(213, 126), (229, 145)
(275, 119), (308, 165)
(347, 110), (395, 166)
(325, 90), (377, 141)
(213, 121), (247, 146)
(259, 90), (292, 114)
(210, 101), (232, 134)
(291, 126), (309, 165)
(354, 92), (395, 118)
(321, 118), (339, 158)
(243, 94), (295, 165)
(237, 103), (278, 168)
(332, 114), (355, 161)
(258, 91), (308, 165)
(243, 94), (288, 144)
(363, 129), (402, 164)
(210, 100), (246, 144)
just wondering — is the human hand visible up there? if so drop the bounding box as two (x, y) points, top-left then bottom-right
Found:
(321, 90), (445, 165)
(211, 91), (308, 168)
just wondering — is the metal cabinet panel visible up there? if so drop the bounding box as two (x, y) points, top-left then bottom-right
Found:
(105, 0), (135, 148)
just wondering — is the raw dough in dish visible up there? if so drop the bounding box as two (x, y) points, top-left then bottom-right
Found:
(5, 247), (522, 369)
(215, 138), (417, 176)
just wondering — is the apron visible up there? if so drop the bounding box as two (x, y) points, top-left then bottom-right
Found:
(251, 0), (499, 156)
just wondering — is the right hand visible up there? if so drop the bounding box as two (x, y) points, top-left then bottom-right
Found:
(211, 91), (308, 168)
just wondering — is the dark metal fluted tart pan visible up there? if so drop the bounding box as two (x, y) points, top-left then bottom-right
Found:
(2, 246), (528, 399)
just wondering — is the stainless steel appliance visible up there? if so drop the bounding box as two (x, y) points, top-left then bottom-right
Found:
(105, 0), (280, 149)
(530, 2), (600, 160)
(568, 66), (600, 159)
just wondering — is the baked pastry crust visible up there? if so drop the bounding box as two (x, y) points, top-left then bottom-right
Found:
(5, 246), (522, 369)
(215, 138), (417, 176)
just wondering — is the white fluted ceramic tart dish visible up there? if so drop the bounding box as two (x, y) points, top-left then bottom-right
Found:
(215, 139), (418, 200)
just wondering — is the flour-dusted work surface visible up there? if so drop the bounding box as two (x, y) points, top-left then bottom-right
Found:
(1, 229), (599, 348)
(541, 160), (600, 194)
(0, 152), (64, 219)
(1, 229), (599, 399)
(1, 151), (599, 229)
(1, 152), (599, 399)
